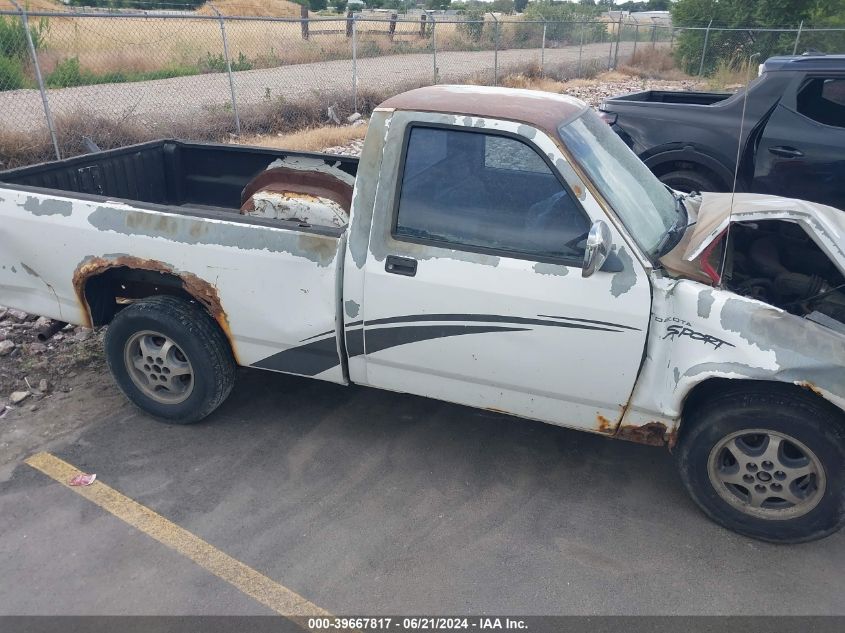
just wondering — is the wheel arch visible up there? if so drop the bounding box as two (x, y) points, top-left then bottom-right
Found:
(643, 146), (734, 192)
(677, 377), (845, 444)
(73, 255), (239, 363)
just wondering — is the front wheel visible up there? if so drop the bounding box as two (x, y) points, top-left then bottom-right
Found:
(676, 386), (845, 543)
(105, 296), (236, 424)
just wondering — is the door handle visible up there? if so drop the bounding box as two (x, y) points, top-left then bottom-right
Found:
(385, 255), (418, 277)
(769, 146), (804, 158)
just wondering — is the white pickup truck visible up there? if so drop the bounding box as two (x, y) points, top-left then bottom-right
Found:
(2, 86), (844, 543)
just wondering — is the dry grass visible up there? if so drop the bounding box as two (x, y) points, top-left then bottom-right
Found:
(29, 17), (441, 76)
(617, 48), (689, 81)
(0, 82), (401, 169)
(238, 124), (366, 151)
(0, 0), (65, 10)
(195, 0), (306, 17)
(705, 57), (755, 91)
(5, 11), (528, 80)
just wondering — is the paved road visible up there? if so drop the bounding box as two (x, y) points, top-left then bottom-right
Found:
(1, 366), (843, 617)
(0, 41), (641, 131)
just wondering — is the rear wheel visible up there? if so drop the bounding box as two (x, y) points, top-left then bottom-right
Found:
(676, 385), (845, 543)
(105, 296), (236, 424)
(659, 168), (720, 194)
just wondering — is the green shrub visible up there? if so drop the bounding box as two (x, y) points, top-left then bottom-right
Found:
(201, 51), (252, 73)
(458, 10), (484, 42)
(47, 57), (88, 88)
(0, 55), (26, 91)
(0, 15), (47, 61)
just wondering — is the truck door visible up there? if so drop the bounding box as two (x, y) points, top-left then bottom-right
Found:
(753, 75), (845, 208)
(352, 112), (651, 432)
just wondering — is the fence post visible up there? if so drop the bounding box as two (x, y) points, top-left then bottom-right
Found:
(11, 0), (59, 160)
(210, 5), (241, 137)
(698, 18), (713, 77)
(389, 12), (397, 41)
(608, 18), (618, 69)
(346, 10), (353, 38)
(489, 13), (499, 86)
(577, 21), (584, 77)
(431, 14), (437, 84)
(419, 13), (426, 39)
(613, 17), (622, 68)
(300, 4), (309, 40)
(352, 14), (358, 113)
(651, 19), (656, 49)
(540, 19), (546, 77)
(792, 20), (804, 55)
(632, 24), (638, 60)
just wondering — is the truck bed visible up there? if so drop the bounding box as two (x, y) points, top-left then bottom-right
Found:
(0, 140), (358, 381)
(0, 139), (359, 216)
(608, 90), (733, 106)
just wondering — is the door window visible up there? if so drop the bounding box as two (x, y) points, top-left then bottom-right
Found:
(796, 78), (845, 128)
(394, 126), (590, 262)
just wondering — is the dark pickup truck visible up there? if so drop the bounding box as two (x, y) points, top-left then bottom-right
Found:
(599, 55), (845, 208)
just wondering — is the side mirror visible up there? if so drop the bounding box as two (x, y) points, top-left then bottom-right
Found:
(582, 220), (612, 278)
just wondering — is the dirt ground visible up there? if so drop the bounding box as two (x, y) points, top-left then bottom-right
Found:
(0, 309), (123, 480)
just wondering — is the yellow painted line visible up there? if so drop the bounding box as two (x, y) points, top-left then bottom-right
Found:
(25, 451), (330, 619)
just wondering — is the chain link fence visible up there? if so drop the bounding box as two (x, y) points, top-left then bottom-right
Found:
(0, 6), (844, 166)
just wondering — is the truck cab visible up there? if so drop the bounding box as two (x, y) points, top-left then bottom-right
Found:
(342, 86), (654, 432)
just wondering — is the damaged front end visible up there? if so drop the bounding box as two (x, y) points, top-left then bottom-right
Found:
(661, 193), (845, 333)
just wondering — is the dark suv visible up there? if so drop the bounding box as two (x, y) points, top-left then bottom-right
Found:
(599, 55), (845, 208)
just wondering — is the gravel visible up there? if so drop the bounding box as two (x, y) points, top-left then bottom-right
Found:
(318, 76), (703, 157)
(0, 307), (106, 417)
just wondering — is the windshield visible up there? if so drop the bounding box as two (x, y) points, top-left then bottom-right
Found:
(558, 109), (678, 257)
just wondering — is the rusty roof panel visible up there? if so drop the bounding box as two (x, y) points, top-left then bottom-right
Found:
(379, 85), (588, 136)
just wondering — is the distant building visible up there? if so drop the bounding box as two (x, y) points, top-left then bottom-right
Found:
(604, 10), (672, 26)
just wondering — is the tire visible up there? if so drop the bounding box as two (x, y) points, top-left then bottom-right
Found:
(659, 168), (720, 194)
(104, 295), (236, 424)
(676, 385), (845, 543)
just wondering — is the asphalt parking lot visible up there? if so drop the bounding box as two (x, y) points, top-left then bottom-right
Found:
(1, 367), (844, 617)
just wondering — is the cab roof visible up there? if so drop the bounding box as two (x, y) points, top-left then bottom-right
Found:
(762, 54), (845, 72)
(378, 85), (588, 136)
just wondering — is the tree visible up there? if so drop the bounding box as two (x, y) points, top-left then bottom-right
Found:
(309, 0), (327, 10)
(671, 0), (845, 74)
(489, 0), (514, 13)
(514, 0), (528, 13)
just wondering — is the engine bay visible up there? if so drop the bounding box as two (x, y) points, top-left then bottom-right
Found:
(723, 220), (845, 325)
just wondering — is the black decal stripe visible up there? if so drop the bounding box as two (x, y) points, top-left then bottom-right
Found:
(252, 336), (341, 376)
(256, 313), (630, 375)
(299, 329), (336, 343)
(363, 324), (531, 355)
(346, 327), (364, 357)
(537, 314), (641, 331)
(363, 313), (622, 333)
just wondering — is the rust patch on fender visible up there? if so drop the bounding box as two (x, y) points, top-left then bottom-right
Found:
(797, 381), (824, 397)
(615, 422), (669, 447)
(666, 427), (679, 451)
(72, 255), (237, 362)
(596, 414), (615, 434)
